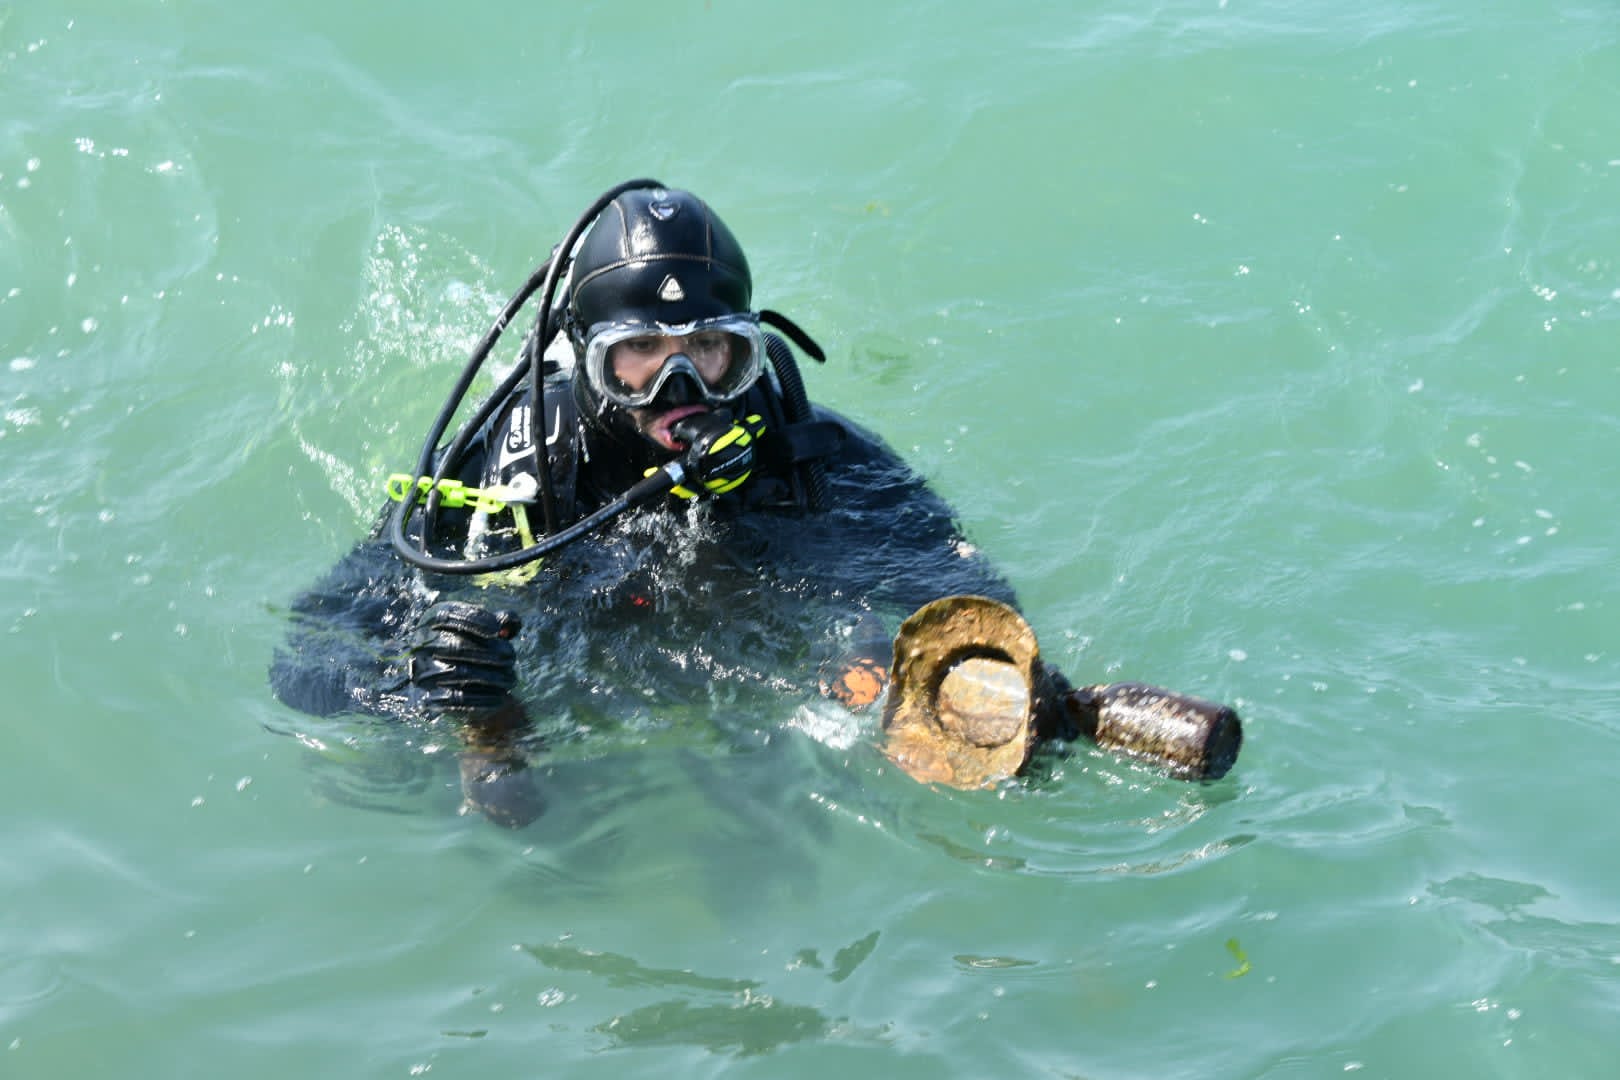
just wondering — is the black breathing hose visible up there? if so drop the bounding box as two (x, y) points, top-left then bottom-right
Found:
(386, 178), (666, 574)
(384, 410), (750, 576)
(391, 460), (680, 577)
(763, 332), (828, 511)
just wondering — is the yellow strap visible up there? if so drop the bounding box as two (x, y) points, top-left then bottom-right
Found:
(474, 503), (543, 588)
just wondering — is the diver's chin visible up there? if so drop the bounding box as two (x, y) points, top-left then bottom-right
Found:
(636, 404), (710, 452)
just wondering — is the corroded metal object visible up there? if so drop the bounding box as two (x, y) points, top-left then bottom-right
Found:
(881, 595), (1242, 787)
(881, 595), (1060, 788)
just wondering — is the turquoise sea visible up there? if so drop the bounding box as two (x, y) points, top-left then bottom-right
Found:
(5, 1), (1619, 1075)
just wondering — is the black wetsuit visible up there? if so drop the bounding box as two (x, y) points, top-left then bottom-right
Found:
(269, 364), (1016, 739)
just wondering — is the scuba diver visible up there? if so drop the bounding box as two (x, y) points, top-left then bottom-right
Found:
(271, 180), (1240, 826)
(270, 180), (1030, 825)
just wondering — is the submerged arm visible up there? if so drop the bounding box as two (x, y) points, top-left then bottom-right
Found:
(269, 532), (543, 826)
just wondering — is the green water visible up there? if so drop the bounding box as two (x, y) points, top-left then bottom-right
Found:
(5, 1), (1619, 1076)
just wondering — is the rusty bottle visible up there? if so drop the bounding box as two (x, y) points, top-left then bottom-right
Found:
(1054, 680), (1242, 781)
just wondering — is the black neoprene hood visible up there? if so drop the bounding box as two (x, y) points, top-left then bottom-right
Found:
(567, 188), (753, 339)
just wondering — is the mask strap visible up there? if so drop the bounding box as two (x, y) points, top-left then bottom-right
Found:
(759, 309), (826, 363)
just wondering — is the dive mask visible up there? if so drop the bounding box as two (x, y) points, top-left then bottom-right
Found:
(582, 314), (764, 409)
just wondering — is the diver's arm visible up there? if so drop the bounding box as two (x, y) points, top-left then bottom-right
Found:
(268, 536), (425, 719)
(270, 377), (547, 719)
(407, 600), (542, 827)
(270, 551), (544, 825)
(814, 404), (1019, 613)
(798, 406), (1017, 709)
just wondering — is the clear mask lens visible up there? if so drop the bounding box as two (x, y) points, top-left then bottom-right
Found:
(583, 316), (764, 409)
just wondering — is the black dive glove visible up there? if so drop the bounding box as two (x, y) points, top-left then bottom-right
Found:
(406, 600), (522, 713)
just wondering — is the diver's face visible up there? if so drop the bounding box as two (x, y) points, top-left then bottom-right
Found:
(610, 334), (730, 452)
(607, 332), (734, 393)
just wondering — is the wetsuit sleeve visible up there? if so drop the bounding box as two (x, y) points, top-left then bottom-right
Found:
(776, 406), (1017, 708)
(268, 534), (423, 718)
(269, 415), (502, 718)
(814, 406), (1019, 616)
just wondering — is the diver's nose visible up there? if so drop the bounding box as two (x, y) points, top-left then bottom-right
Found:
(655, 361), (705, 407)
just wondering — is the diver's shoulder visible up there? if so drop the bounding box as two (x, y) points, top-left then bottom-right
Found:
(810, 403), (902, 466)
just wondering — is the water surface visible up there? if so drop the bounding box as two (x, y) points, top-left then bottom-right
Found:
(4, 2), (1619, 1075)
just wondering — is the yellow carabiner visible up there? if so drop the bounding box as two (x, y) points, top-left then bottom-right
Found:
(385, 474), (508, 514)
